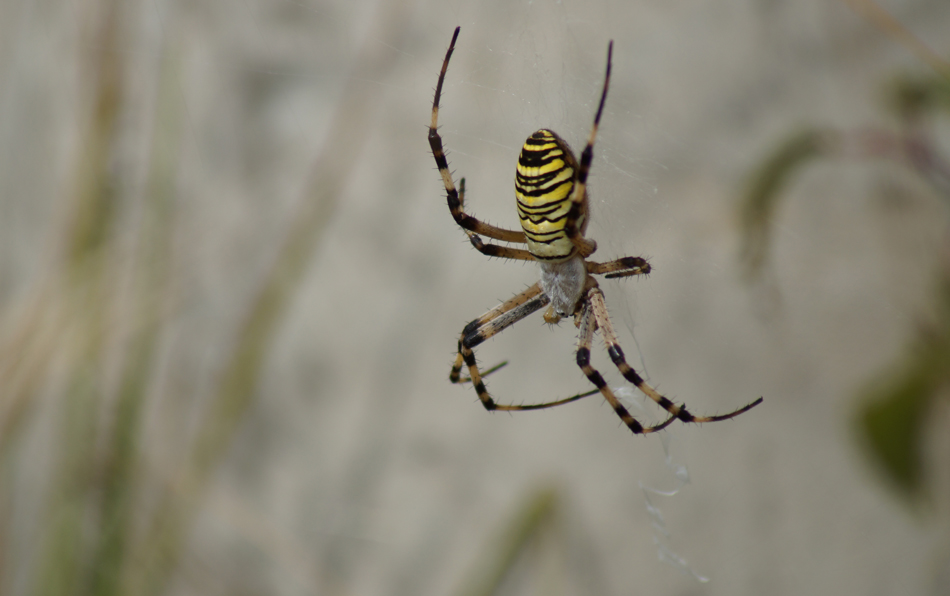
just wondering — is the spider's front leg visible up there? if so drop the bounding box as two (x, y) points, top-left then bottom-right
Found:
(587, 256), (651, 279)
(429, 27), (528, 246)
(562, 42), (614, 259)
(458, 179), (536, 262)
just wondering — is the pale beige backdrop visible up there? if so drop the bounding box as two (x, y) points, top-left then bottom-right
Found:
(1, 0), (948, 595)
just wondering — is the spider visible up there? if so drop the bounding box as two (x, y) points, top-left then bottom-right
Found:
(428, 27), (763, 436)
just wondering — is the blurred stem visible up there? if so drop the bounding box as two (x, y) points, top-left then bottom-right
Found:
(455, 487), (561, 596)
(34, 0), (124, 594)
(65, 0), (123, 268)
(37, 368), (102, 596)
(740, 129), (828, 276)
(87, 36), (181, 596)
(0, 0), (125, 456)
(740, 124), (950, 278)
(839, 0), (950, 80)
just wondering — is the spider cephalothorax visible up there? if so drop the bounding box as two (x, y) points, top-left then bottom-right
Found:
(428, 27), (762, 435)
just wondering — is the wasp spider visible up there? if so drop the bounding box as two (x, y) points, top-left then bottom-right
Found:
(429, 27), (763, 436)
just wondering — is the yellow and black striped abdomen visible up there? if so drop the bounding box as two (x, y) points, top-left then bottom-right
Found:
(515, 130), (583, 261)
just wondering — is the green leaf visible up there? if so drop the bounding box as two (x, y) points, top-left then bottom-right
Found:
(857, 341), (949, 500)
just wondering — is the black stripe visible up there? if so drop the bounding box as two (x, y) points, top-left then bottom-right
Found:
(516, 200), (564, 216)
(468, 241), (515, 259)
(616, 408), (644, 433)
(447, 190), (461, 213)
(514, 180), (569, 197)
(576, 347), (592, 367)
(607, 345), (624, 365)
(431, 148), (450, 173)
(519, 212), (569, 226)
(521, 211), (580, 228)
(516, 169), (565, 187)
(524, 136), (556, 146)
(463, 327), (487, 349)
(577, 145), (593, 183)
(618, 256), (648, 269)
(474, 381), (494, 408)
(519, 212), (569, 225)
(520, 145), (560, 156)
(462, 318), (482, 340)
(516, 196), (567, 211)
(523, 230), (564, 243)
(482, 294), (550, 338)
(514, 180), (573, 198)
(564, 202), (583, 236)
(585, 369), (607, 389)
(533, 251), (572, 261)
(518, 151), (563, 168)
(609, 345), (653, 390)
(521, 141), (564, 154)
(618, 364), (644, 387)
(670, 404), (693, 422)
(521, 141), (559, 151)
(523, 235), (562, 245)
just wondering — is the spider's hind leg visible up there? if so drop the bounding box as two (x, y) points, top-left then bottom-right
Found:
(586, 286), (763, 424)
(574, 301), (675, 435)
(451, 283), (601, 412)
(449, 284), (547, 397)
(455, 360), (508, 384)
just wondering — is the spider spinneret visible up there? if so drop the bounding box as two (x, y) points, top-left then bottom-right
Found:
(428, 26), (763, 436)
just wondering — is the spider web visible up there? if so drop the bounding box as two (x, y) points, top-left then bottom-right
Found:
(4, 0), (946, 594)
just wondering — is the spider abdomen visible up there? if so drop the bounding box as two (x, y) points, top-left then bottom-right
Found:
(539, 256), (587, 318)
(515, 129), (586, 261)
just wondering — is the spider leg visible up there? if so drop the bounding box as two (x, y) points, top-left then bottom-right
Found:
(466, 234), (536, 261)
(452, 283), (600, 411)
(587, 256), (651, 279)
(586, 286), (764, 424)
(450, 283), (546, 384)
(456, 360), (508, 383)
(459, 179), (535, 262)
(429, 27), (527, 245)
(575, 301), (676, 435)
(563, 41), (614, 259)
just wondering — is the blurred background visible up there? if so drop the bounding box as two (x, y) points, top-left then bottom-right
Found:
(0, 0), (948, 595)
